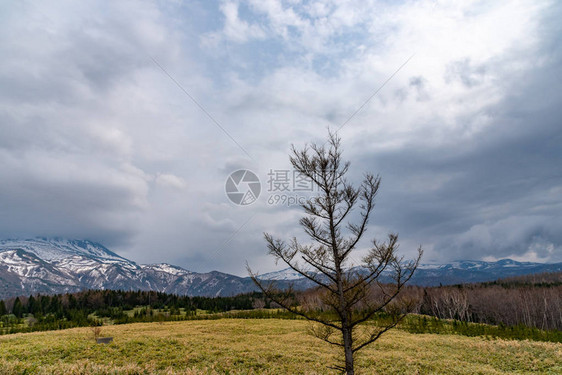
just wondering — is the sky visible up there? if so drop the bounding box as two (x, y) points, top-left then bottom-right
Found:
(0, 0), (561, 275)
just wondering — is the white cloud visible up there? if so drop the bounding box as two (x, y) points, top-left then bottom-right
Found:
(204, 0), (266, 44)
(155, 173), (188, 189)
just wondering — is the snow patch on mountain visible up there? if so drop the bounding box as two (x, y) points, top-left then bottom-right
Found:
(258, 268), (307, 281)
(141, 263), (192, 276)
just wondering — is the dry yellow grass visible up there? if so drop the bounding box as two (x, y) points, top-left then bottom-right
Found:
(0, 319), (560, 374)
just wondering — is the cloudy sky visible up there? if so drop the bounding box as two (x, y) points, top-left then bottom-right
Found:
(1, 0), (561, 275)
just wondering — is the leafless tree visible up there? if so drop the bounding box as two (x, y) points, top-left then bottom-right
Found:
(249, 132), (422, 374)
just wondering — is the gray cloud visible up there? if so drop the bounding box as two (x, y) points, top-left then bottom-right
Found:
(445, 59), (488, 88)
(1, 0), (561, 275)
(353, 23), (562, 262)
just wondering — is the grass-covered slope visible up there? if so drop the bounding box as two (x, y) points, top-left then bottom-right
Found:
(0, 319), (560, 374)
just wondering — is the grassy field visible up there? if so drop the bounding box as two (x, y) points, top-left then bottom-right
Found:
(0, 319), (560, 374)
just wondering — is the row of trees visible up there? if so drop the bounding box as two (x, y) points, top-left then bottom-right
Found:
(0, 289), (265, 320)
(295, 273), (562, 332)
(416, 277), (562, 330)
(0, 290), (276, 336)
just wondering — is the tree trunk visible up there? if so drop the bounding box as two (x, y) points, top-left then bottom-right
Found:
(342, 324), (354, 375)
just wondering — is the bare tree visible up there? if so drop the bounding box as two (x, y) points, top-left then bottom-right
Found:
(249, 132), (422, 374)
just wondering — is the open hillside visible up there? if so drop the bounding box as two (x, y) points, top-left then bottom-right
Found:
(0, 319), (560, 375)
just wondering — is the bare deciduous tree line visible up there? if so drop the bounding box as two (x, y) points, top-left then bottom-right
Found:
(297, 272), (561, 331)
(417, 282), (562, 331)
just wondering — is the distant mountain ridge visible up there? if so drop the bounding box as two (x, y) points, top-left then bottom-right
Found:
(259, 259), (562, 286)
(408, 258), (562, 285)
(1, 238), (561, 299)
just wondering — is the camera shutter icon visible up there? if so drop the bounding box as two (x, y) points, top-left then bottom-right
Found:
(225, 170), (261, 206)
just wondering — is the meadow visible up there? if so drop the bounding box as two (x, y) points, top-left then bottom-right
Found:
(0, 318), (560, 374)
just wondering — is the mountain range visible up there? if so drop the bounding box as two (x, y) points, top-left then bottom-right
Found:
(1, 238), (561, 299)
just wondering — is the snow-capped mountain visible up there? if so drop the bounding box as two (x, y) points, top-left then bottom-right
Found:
(0, 238), (258, 299)
(259, 259), (562, 286)
(1, 238), (561, 299)
(408, 258), (562, 285)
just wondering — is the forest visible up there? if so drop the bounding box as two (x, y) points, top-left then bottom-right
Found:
(1, 272), (560, 340)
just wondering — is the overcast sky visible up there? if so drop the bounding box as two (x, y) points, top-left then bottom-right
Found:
(1, 0), (561, 275)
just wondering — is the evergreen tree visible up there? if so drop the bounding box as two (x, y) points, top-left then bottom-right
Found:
(27, 295), (41, 315)
(12, 297), (23, 318)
